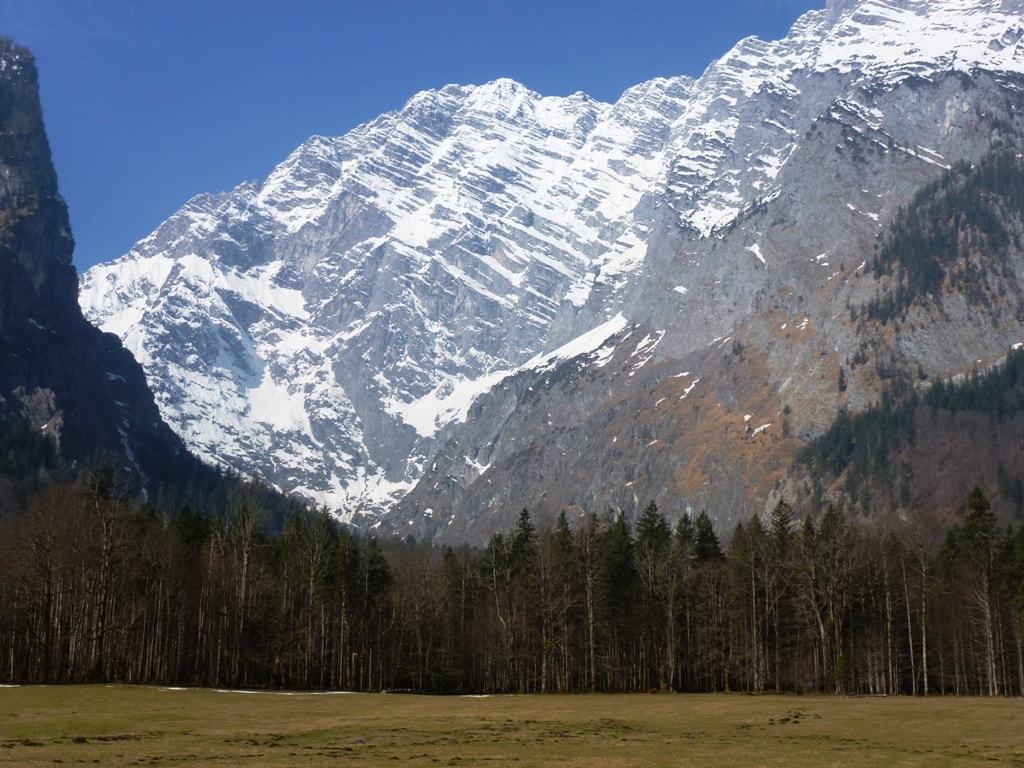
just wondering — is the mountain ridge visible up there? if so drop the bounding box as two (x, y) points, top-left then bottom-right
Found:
(80, 0), (1024, 540)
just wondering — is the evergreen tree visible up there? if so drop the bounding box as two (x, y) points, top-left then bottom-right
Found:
(695, 510), (723, 562)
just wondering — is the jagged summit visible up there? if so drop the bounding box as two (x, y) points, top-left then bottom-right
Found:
(809, 0), (1024, 77)
(81, 0), (1024, 538)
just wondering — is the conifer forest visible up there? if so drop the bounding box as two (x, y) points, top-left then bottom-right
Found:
(2, 473), (1023, 697)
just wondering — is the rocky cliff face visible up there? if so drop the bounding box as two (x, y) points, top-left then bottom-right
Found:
(0, 38), (197, 491)
(393, 66), (1024, 541)
(80, 74), (698, 513)
(81, 0), (1024, 541)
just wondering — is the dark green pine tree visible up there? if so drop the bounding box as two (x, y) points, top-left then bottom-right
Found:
(694, 510), (723, 562)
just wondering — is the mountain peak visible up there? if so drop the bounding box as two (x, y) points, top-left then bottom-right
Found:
(809, 0), (1024, 77)
(81, 2), (1024, 539)
(472, 76), (534, 97)
(0, 38), (34, 78)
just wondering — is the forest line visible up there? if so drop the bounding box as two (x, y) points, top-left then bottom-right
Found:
(1, 467), (1023, 696)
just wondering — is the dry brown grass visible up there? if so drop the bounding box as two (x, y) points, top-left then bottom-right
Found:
(1, 686), (1022, 767)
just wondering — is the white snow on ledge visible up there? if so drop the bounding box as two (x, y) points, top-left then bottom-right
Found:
(392, 313), (631, 437)
(390, 369), (512, 438)
(525, 312), (630, 373)
(679, 377), (700, 400)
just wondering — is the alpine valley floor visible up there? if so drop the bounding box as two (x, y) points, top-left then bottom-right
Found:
(1, 685), (1022, 767)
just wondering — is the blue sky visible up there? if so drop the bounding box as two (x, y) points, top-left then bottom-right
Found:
(2, 0), (821, 271)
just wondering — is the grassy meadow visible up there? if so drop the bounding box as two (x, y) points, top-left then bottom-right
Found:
(1, 685), (1022, 767)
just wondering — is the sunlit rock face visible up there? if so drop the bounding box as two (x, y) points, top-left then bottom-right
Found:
(82, 0), (1024, 541)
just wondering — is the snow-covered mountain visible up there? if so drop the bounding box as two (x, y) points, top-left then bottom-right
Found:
(82, 0), (1024, 537)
